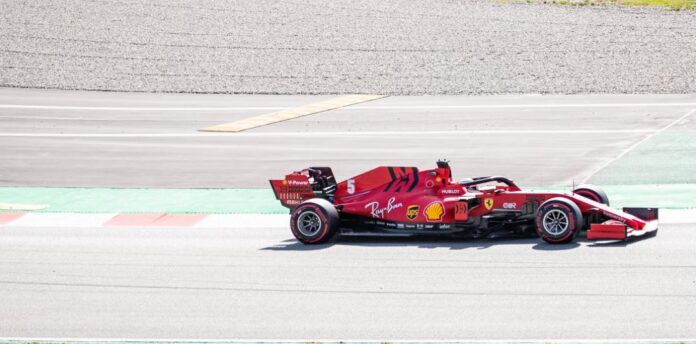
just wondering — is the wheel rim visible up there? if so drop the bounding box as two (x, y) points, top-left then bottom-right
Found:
(542, 209), (569, 236)
(297, 211), (322, 237)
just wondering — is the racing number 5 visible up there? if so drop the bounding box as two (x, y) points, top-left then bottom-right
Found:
(347, 179), (355, 194)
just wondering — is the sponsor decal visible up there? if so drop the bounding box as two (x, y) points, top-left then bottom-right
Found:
(439, 224), (452, 230)
(424, 224), (435, 229)
(347, 179), (355, 194)
(282, 178), (313, 193)
(602, 210), (625, 222)
(484, 198), (494, 210)
(405, 224), (416, 229)
(279, 192), (301, 200)
(406, 205), (419, 220)
(365, 197), (403, 219)
(502, 202), (517, 209)
(454, 202), (468, 220)
(425, 180), (435, 188)
(289, 187), (307, 193)
(416, 224), (424, 230)
(441, 188), (461, 195)
(423, 201), (445, 222)
(386, 222), (397, 228)
(285, 199), (301, 206)
(397, 223), (405, 229)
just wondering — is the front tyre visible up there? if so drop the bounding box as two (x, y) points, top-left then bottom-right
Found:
(573, 184), (609, 205)
(535, 197), (583, 244)
(573, 184), (609, 230)
(290, 198), (339, 244)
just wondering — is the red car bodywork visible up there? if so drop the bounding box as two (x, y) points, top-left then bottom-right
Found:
(270, 162), (658, 243)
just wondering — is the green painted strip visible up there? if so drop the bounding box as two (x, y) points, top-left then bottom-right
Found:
(1, 341), (694, 344)
(530, 184), (696, 209)
(0, 187), (287, 214)
(0, 184), (694, 214)
(0, 341), (695, 344)
(590, 132), (696, 185)
(1, 341), (695, 344)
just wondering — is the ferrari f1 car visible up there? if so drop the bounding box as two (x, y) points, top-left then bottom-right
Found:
(270, 161), (658, 244)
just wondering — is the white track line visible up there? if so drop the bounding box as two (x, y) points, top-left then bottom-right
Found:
(352, 103), (696, 109)
(196, 214), (288, 228)
(582, 108), (696, 183)
(2, 102), (696, 111)
(3, 339), (694, 343)
(0, 129), (658, 138)
(8, 213), (116, 227)
(0, 105), (287, 111)
(2, 210), (694, 228)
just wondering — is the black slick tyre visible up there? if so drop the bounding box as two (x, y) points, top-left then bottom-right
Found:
(535, 197), (583, 244)
(573, 184), (610, 205)
(290, 198), (339, 244)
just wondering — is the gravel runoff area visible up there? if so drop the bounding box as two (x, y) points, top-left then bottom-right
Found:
(1, 0), (695, 95)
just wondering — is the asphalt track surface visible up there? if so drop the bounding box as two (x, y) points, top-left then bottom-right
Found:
(2, 88), (696, 339)
(0, 223), (695, 339)
(2, 87), (696, 188)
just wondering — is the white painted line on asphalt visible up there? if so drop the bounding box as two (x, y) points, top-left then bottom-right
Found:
(196, 214), (288, 228)
(0, 129), (658, 138)
(8, 213), (117, 227)
(661, 209), (696, 224)
(0, 105), (288, 111)
(583, 108), (696, 183)
(350, 103), (696, 109)
(200, 94), (386, 132)
(178, 210), (696, 227)
(2, 339), (695, 343)
(0, 202), (48, 210)
(2, 210), (694, 228)
(3, 102), (696, 111)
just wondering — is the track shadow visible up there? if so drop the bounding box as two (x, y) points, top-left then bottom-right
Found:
(532, 231), (657, 249)
(262, 235), (542, 251)
(262, 231), (654, 251)
(532, 241), (581, 250)
(584, 230), (658, 247)
(262, 241), (337, 251)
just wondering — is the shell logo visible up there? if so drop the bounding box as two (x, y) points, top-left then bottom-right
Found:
(423, 201), (445, 222)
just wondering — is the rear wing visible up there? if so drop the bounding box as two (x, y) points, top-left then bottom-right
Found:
(269, 167), (337, 209)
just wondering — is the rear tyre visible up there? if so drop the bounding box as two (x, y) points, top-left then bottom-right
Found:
(290, 198), (339, 244)
(573, 184), (609, 205)
(535, 197), (583, 244)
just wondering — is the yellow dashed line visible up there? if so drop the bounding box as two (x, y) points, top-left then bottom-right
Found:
(0, 203), (48, 211)
(199, 94), (386, 132)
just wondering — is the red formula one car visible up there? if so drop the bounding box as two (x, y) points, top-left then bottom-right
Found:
(270, 161), (658, 244)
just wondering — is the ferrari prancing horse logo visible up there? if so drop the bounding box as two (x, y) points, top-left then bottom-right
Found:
(484, 198), (494, 210)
